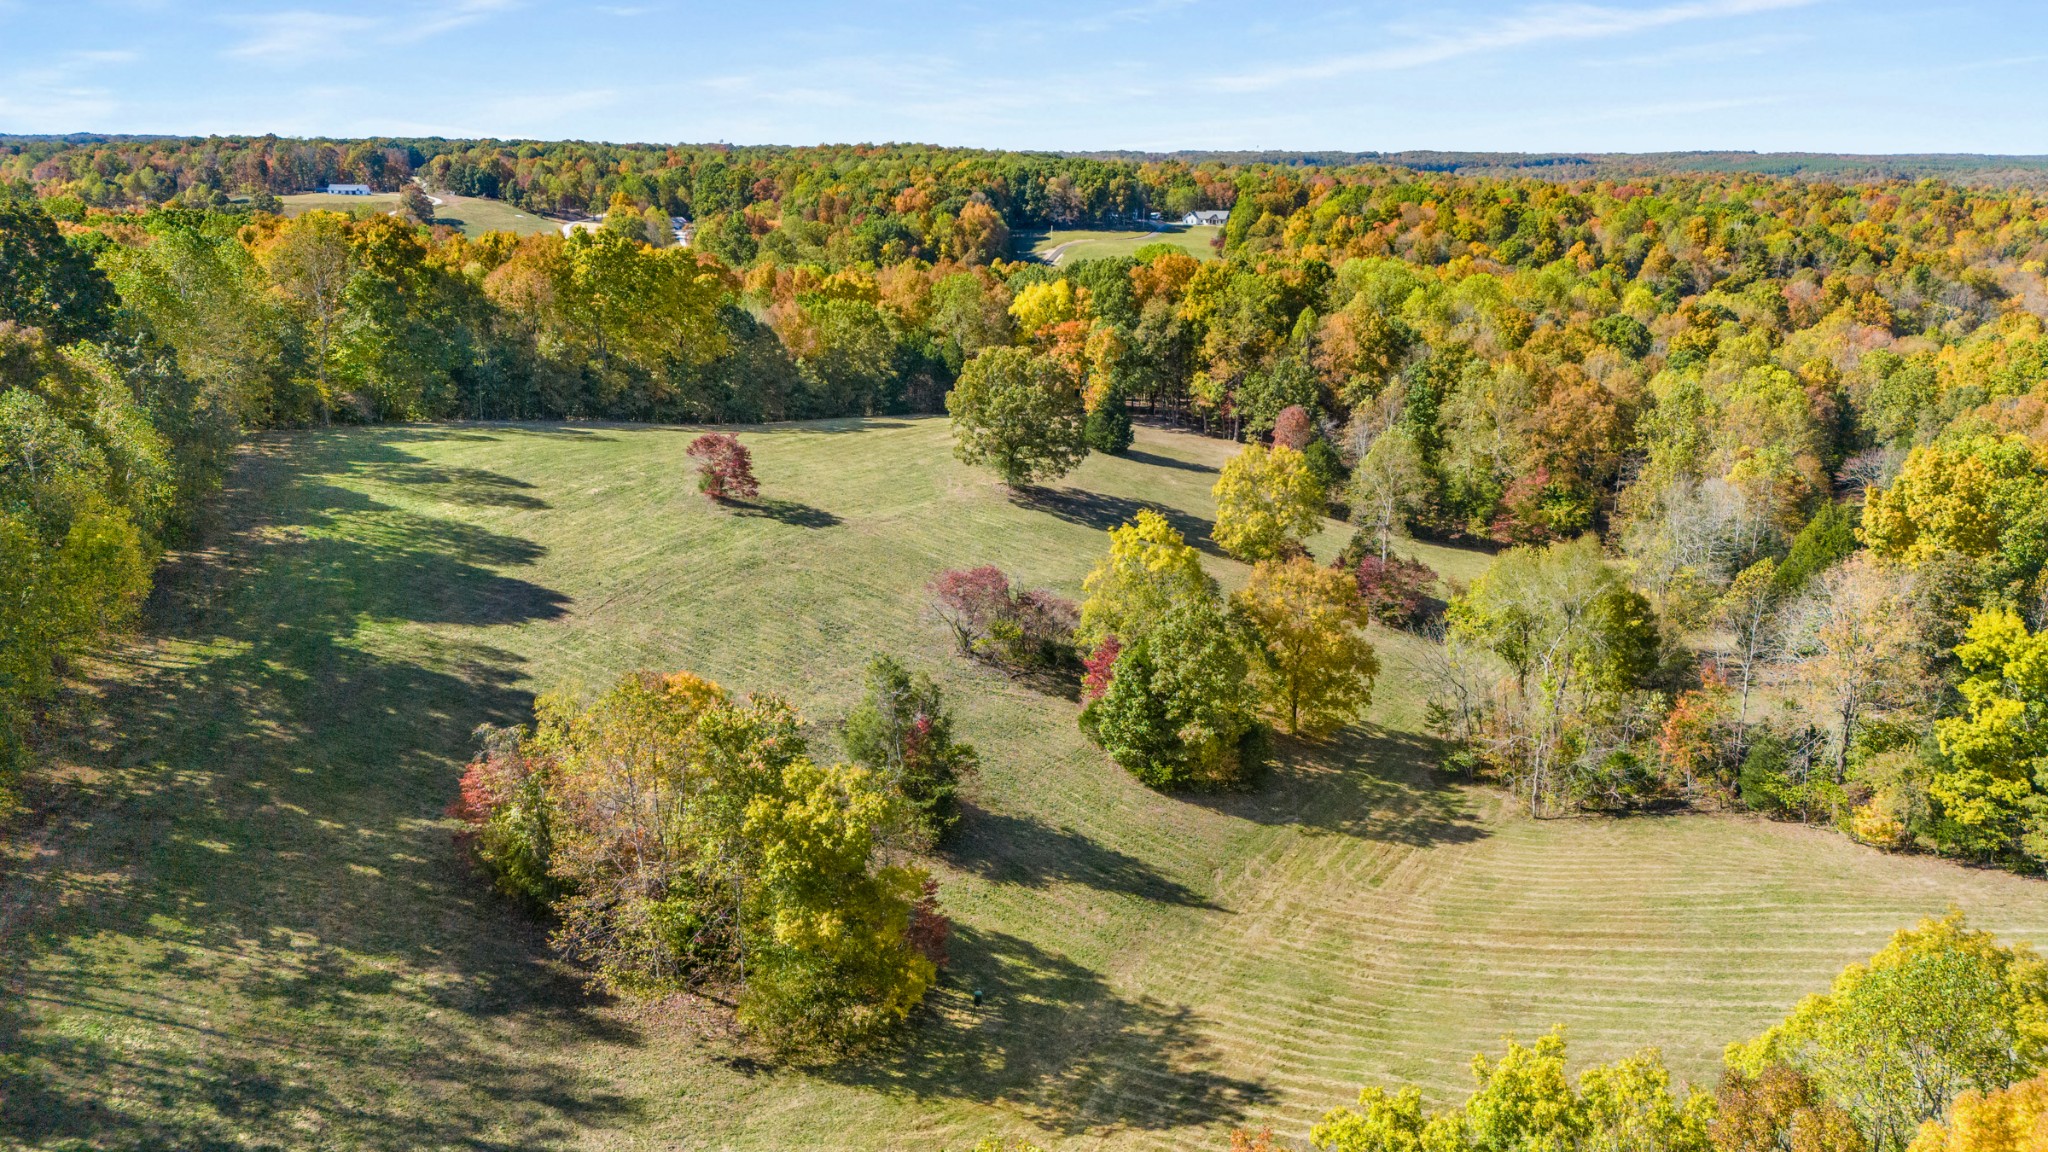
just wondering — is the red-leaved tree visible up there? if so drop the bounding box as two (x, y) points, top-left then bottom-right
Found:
(1271, 405), (1313, 451)
(686, 433), (760, 502)
(906, 877), (950, 968)
(927, 566), (1078, 672)
(928, 566), (1013, 654)
(1353, 554), (1436, 627)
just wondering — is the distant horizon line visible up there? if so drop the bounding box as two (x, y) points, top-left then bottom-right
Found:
(6, 132), (2048, 162)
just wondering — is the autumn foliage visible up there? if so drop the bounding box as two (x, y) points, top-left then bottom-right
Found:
(1350, 554), (1436, 627)
(927, 565), (1078, 673)
(686, 432), (760, 501)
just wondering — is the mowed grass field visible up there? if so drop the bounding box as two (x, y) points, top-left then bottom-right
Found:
(277, 191), (561, 237)
(7, 418), (2048, 1151)
(1021, 226), (1221, 265)
(277, 190), (402, 215)
(427, 193), (562, 237)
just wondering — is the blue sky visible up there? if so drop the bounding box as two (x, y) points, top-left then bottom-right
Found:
(3, 0), (2045, 153)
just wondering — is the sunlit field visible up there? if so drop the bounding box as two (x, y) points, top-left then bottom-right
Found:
(1022, 225), (1221, 265)
(7, 418), (2047, 1151)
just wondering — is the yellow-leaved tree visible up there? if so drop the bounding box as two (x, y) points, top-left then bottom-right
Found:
(1233, 558), (1378, 735)
(1909, 1072), (2048, 1152)
(1077, 509), (1216, 648)
(1312, 1030), (1713, 1152)
(1862, 436), (2047, 565)
(1212, 442), (1326, 562)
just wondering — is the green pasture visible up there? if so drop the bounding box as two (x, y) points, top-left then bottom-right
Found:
(1021, 226), (1221, 265)
(5, 418), (2047, 1151)
(428, 193), (562, 237)
(276, 191), (561, 237)
(278, 190), (402, 216)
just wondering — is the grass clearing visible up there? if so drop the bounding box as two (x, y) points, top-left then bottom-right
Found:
(7, 418), (2048, 1150)
(278, 191), (402, 216)
(428, 193), (562, 237)
(276, 191), (561, 237)
(1020, 226), (1220, 265)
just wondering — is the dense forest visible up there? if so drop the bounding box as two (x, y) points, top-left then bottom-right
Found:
(7, 138), (2048, 866)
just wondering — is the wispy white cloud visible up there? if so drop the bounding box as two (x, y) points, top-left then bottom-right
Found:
(223, 11), (378, 64)
(397, 0), (522, 43)
(1594, 30), (1805, 68)
(222, 1), (518, 64)
(1216, 0), (1820, 91)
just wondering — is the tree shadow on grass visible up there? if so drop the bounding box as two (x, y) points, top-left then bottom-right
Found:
(0, 428), (639, 1149)
(789, 418), (914, 433)
(1184, 723), (1490, 849)
(945, 805), (1220, 910)
(1006, 486), (1225, 559)
(1119, 447), (1218, 475)
(732, 497), (842, 528)
(356, 461), (552, 511)
(823, 925), (1270, 1136)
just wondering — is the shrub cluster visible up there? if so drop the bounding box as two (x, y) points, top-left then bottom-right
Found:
(452, 669), (947, 1053)
(927, 565), (1080, 675)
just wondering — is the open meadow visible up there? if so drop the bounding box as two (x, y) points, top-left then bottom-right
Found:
(6, 418), (2048, 1151)
(426, 193), (563, 237)
(1021, 226), (1221, 265)
(276, 190), (403, 215)
(276, 191), (562, 237)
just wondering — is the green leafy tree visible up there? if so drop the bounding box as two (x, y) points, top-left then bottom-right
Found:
(1087, 598), (1264, 789)
(737, 757), (938, 1053)
(1774, 500), (1858, 595)
(1350, 427), (1429, 562)
(947, 346), (1087, 485)
(252, 210), (355, 423)
(841, 655), (978, 845)
(451, 669), (939, 1054)
(0, 198), (115, 342)
(1448, 537), (1661, 816)
(1213, 441), (1326, 562)
(398, 184), (436, 226)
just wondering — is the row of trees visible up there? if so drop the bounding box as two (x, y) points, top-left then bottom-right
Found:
(452, 658), (977, 1052)
(1301, 912), (2048, 1152)
(0, 198), (232, 803)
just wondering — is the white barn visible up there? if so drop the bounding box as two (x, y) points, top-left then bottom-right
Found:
(1182, 210), (1229, 226)
(325, 184), (372, 195)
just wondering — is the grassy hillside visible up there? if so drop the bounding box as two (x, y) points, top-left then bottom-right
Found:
(277, 191), (561, 237)
(278, 189), (402, 215)
(1021, 226), (1220, 265)
(7, 419), (2048, 1151)
(427, 193), (562, 237)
